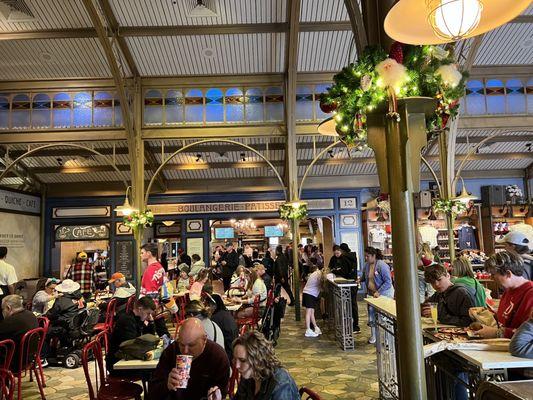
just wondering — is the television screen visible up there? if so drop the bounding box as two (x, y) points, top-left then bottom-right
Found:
(215, 227), (235, 239)
(264, 225), (283, 237)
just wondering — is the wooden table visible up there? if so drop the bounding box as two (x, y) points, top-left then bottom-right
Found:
(113, 359), (159, 370)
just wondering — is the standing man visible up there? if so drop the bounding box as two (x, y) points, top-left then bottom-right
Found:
(140, 243), (165, 301)
(221, 242), (239, 292)
(274, 245), (295, 306)
(65, 251), (96, 300)
(0, 247), (18, 310)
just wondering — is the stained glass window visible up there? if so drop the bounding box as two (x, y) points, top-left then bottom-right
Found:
(265, 86), (283, 121)
(314, 84), (331, 120)
(165, 90), (183, 124)
(296, 86), (313, 121)
(12, 94), (31, 129)
(0, 95), (9, 129)
(527, 78), (533, 115)
(464, 80), (485, 115)
(31, 93), (51, 129)
(485, 79), (505, 114)
(73, 92), (92, 127)
(505, 79), (526, 114)
(185, 89), (203, 123)
(114, 94), (122, 127)
(93, 92), (113, 127)
(53, 92), (71, 128)
(245, 88), (263, 122)
(206, 88), (223, 122)
(225, 88), (244, 122)
(144, 89), (163, 126)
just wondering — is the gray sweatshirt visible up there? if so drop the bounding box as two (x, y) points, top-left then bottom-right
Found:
(510, 319), (533, 359)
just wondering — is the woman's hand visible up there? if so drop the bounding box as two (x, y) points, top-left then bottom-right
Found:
(421, 304), (431, 317)
(373, 292), (380, 298)
(207, 386), (222, 400)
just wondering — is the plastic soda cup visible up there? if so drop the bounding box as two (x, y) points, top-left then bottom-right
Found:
(175, 355), (193, 389)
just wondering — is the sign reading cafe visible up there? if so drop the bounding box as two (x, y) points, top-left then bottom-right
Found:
(55, 225), (109, 241)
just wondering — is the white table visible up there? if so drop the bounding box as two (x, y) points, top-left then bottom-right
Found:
(113, 359), (159, 370)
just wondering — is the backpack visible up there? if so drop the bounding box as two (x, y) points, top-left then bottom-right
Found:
(117, 334), (161, 360)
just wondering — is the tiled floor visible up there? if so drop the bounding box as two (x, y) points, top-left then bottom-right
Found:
(19, 301), (378, 400)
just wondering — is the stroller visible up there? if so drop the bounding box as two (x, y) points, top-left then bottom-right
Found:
(48, 307), (100, 368)
(260, 284), (287, 346)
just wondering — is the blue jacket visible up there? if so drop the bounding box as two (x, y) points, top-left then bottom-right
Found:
(362, 260), (393, 296)
(235, 367), (299, 400)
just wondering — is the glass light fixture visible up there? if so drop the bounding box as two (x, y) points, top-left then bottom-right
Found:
(162, 221), (175, 227)
(114, 186), (138, 216)
(453, 176), (478, 203)
(427, 0), (483, 41)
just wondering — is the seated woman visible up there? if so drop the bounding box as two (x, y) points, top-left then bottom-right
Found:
(176, 265), (191, 293)
(32, 278), (60, 315)
(234, 269), (267, 318)
(230, 266), (249, 291)
(474, 251), (533, 339)
(451, 256), (486, 307)
(208, 331), (299, 400)
(185, 300), (225, 351)
(189, 268), (209, 300)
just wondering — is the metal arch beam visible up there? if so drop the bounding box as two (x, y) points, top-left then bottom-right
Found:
(344, 0), (368, 56)
(0, 146), (42, 191)
(463, 35), (484, 72)
(298, 140), (342, 198)
(0, 143), (129, 188)
(144, 139), (287, 205)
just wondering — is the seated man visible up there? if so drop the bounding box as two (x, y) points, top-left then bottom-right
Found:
(0, 295), (38, 371)
(107, 296), (158, 374)
(422, 264), (475, 327)
(107, 272), (136, 295)
(45, 279), (84, 345)
(149, 318), (230, 400)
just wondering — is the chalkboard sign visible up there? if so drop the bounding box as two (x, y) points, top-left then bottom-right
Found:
(115, 241), (134, 280)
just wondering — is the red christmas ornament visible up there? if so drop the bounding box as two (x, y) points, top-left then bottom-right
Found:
(319, 99), (338, 114)
(389, 41), (404, 64)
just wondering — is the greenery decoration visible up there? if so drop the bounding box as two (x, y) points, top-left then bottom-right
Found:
(319, 44), (468, 144)
(124, 210), (155, 229)
(433, 199), (467, 216)
(279, 202), (308, 220)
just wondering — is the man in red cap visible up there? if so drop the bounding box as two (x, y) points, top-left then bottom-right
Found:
(107, 272), (136, 295)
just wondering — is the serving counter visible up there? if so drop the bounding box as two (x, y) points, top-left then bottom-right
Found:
(365, 297), (533, 400)
(324, 278), (359, 350)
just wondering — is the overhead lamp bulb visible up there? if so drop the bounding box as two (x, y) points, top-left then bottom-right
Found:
(114, 185), (138, 216)
(240, 152), (246, 162)
(428, 0), (483, 41)
(195, 153), (202, 162)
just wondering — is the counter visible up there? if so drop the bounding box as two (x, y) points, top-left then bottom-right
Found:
(325, 278), (359, 350)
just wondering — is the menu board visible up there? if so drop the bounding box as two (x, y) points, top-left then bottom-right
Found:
(115, 240), (134, 280)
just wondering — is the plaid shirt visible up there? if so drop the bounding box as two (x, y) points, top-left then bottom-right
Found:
(66, 261), (96, 295)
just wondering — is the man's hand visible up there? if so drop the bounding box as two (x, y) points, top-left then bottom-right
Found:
(373, 292), (380, 298)
(207, 386), (222, 400)
(167, 367), (188, 391)
(476, 325), (499, 339)
(421, 304), (431, 317)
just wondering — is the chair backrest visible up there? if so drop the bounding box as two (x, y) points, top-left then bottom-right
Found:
(0, 368), (15, 400)
(81, 308), (101, 336)
(299, 387), (323, 400)
(251, 295), (261, 321)
(265, 289), (274, 308)
(0, 340), (15, 370)
(104, 298), (117, 329)
(82, 339), (106, 400)
(227, 360), (240, 398)
(125, 295), (136, 313)
(37, 316), (50, 335)
(18, 327), (45, 373)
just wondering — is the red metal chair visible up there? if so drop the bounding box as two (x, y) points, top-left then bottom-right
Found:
(93, 298), (117, 353)
(227, 360), (240, 399)
(235, 295), (261, 332)
(125, 295), (136, 313)
(33, 317), (49, 387)
(0, 340), (15, 370)
(176, 292), (190, 323)
(81, 339), (142, 400)
(299, 387), (323, 400)
(15, 327), (46, 400)
(0, 368), (15, 400)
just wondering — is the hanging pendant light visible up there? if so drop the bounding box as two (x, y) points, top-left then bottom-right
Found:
(317, 117), (339, 137)
(114, 186), (138, 216)
(453, 176), (478, 203)
(384, 0), (530, 45)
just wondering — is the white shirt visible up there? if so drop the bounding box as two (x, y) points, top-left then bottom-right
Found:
(201, 318), (225, 350)
(303, 270), (323, 298)
(0, 259), (17, 294)
(418, 225), (439, 248)
(369, 228), (387, 250)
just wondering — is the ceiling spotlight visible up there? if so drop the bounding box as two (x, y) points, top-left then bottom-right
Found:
(195, 153), (202, 162)
(56, 157), (63, 166)
(327, 150), (334, 158)
(526, 143), (532, 152)
(218, 151), (226, 157)
(240, 152), (246, 162)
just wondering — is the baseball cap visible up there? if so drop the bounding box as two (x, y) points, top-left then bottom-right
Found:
(496, 231), (532, 251)
(108, 272), (125, 283)
(225, 241), (233, 247)
(78, 252), (88, 260)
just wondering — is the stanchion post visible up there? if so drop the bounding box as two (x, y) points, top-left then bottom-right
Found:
(291, 217), (301, 321)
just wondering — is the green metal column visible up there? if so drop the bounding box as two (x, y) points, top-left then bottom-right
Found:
(438, 131), (456, 262)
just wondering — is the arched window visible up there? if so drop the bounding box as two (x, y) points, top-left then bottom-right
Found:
(144, 89), (163, 126)
(314, 84), (331, 120)
(225, 88), (244, 122)
(12, 94), (31, 129)
(505, 79), (526, 114)
(73, 92), (92, 127)
(528, 78), (533, 115)
(53, 92), (72, 128)
(205, 88), (223, 123)
(94, 91), (113, 127)
(296, 86), (313, 121)
(485, 79), (505, 114)
(31, 93), (51, 129)
(113, 94), (122, 126)
(245, 88), (263, 122)
(165, 89), (183, 125)
(464, 80), (485, 115)
(265, 86), (283, 121)
(0, 95), (9, 129)
(185, 89), (203, 123)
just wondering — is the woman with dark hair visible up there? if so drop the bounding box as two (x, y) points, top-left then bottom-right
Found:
(208, 331), (299, 400)
(209, 293), (238, 361)
(185, 300), (225, 350)
(262, 250), (274, 277)
(274, 245), (295, 306)
(360, 247), (394, 344)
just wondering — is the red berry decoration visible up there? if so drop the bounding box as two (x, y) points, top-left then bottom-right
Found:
(389, 41), (404, 64)
(319, 99), (338, 114)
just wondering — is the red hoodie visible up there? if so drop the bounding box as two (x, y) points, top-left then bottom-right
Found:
(497, 280), (533, 338)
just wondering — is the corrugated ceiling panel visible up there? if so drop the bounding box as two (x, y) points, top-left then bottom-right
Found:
(0, 177), (23, 185)
(111, 0), (286, 26)
(300, 0), (349, 22)
(474, 23), (533, 65)
(0, 0), (92, 31)
(523, 4), (533, 15)
(298, 30), (354, 72)
(127, 33), (285, 75)
(457, 129), (531, 138)
(0, 38), (112, 80)
(37, 170), (129, 183)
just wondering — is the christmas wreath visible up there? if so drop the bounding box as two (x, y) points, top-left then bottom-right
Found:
(279, 202), (308, 220)
(124, 210), (155, 230)
(433, 199), (467, 217)
(319, 43), (467, 144)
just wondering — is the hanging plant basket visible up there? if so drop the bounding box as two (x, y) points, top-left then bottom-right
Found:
(433, 199), (466, 217)
(123, 210), (155, 230)
(279, 202), (308, 221)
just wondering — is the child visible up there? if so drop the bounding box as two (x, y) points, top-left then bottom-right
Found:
(422, 264), (475, 327)
(189, 254), (205, 280)
(189, 268), (209, 300)
(302, 262), (323, 337)
(177, 266), (190, 293)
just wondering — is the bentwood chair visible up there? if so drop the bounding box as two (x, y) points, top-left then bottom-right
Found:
(93, 298), (117, 353)
(125, 295), (136, 313)
(33, 317), (49, 387)
(15, 327), (46, 400)
(81, 339), (142, 400)
(0, 368), (15, 400)
(299, 387), (323, 400)
(235, 295), (261, 332)
(227, 360), (240, 400)
(0, 340), (15, 370)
